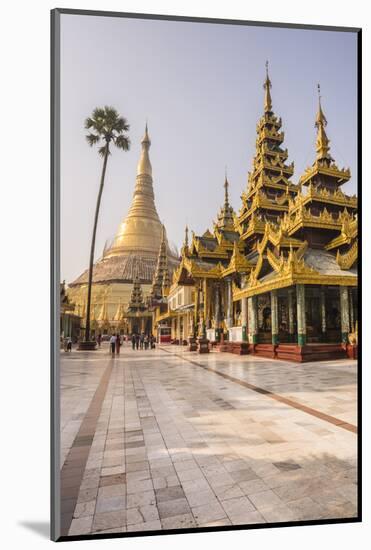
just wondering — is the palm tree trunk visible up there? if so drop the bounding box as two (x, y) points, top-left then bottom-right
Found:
(85, 143), (109, 341)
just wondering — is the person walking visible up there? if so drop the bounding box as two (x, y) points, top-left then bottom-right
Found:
(66, 337), (72, 352)
(135, 333), (140, 350)
(140, 332), (144, 350)
(97, 333), (102, 348)
(109, 334), (116, 356)
(116, 333), (121, 355)
(150, 334), (155, 349)
(144, 334), (149, 350)
(131, 333), (136, 351)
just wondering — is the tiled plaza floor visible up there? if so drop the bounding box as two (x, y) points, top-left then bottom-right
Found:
(59, 343), (358, 537)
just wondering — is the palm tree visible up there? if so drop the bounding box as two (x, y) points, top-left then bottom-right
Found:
(82, 106), (130, 345)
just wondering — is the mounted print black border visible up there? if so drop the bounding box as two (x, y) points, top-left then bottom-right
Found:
(51, 7), (362, 542)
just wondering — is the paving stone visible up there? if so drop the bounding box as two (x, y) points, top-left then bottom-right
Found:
(127, 520), (162, 532)
(73, 501), (96, 519)
(69, 516), (93, 535)
(92, 510), (126, 532)
(213, 483), (244, 500)
(161, 513), (197, 529)
(126, 478), (153, 494)
(155, 486), (186, 502)
(127, 490), (156, 508)
(239, 478), (269, 495)
(96, 495), (125, 513)
(247, 489), (283, 510)
(157, 498), (191, 519)
(221, 496), (256, 520)
(192, 501), (228, 524)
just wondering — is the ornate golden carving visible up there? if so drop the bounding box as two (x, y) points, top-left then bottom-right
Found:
(336, 240), (358, 270)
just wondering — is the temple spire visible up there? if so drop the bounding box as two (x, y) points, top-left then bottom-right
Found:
(263, 60), (272, 113)
(137, 122), (152, 175)
(224, 168), (230, 208)
(315, 84), (332, 163)
(215, 175), (235, 231)
(128, 272), (145, 311)
(150, 225), (170, 300)
(181, 225), (189, 257)
(106, 124), (163, 258)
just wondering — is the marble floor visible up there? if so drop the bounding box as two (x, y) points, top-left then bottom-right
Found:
(59, 343), (358, 537)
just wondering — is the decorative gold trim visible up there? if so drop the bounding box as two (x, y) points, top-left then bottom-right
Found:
(336, 240), (358, 270)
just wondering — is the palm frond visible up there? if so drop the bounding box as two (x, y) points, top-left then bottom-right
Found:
(84, 117), (94, 130)
(98, 144), (110, 158)
(114, 134), (131, 151)
(86, 133), (100, 146)
(113, 117), (130, 134)
(92, 107), (106, 121)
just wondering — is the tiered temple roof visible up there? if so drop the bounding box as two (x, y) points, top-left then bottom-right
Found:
(127, 274), (146, 312)
(149, 225), (172, 302)
(173, 178), (243, 285)
(172, 68), (357, 309)
(235, 62), (299, 250)
(234, 84), (357, 299)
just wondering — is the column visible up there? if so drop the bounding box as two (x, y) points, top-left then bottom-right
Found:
(288, 288), (295, 342)
(241, 274), (248, 342)
(340, 286), (350, 344)
(320, 287), (326, 340)
(226, 278), (233, 331)
(194, 283), (199, 338)
(349, 288), (355, 333)
(271, 290), (279, 345)
(203, 278), (209, 329)
(178, 315), (182, 342)
(296, 284), (306, 346)
(214, 283), (221, 342)
(248, 296), (258, 344)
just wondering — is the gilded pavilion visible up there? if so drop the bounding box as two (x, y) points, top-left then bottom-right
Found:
(154, 68), (357, 362)
(67, 125), (178, 336)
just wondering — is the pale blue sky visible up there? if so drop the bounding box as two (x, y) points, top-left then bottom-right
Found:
(60, 14), (358, 283)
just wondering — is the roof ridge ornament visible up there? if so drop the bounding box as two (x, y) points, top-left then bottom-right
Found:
(263, 60), (272, 113)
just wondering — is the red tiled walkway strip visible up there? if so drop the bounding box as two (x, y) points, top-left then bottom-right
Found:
(161, 349), (357, 435)
(60, 360), (113, 536)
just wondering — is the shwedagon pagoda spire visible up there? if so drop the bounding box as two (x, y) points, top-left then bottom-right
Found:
(106, 123), (163, 258)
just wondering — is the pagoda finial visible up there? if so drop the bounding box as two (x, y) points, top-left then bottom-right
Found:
(184, 225), (189, 247)
(315, 84), (332, 163)
(216, 174), (235, 231)
(263, 60), (272, 113)
(142, 120), (150, 143)
(224, 168), (230, 207)
(137, 121), (152, 176)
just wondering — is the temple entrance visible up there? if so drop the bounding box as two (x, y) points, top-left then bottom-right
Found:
(278, 289), (296, 343)
(325, 287), (341, 342)
(305, 287), (323, 343)
(257, 294), (272, 343)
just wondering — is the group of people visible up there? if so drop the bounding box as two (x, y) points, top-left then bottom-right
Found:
(62, 332), (157, 356)
(131, 333), (156, 351)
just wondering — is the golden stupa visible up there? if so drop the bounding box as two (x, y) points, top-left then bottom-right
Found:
(67, 125), (179, 330)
